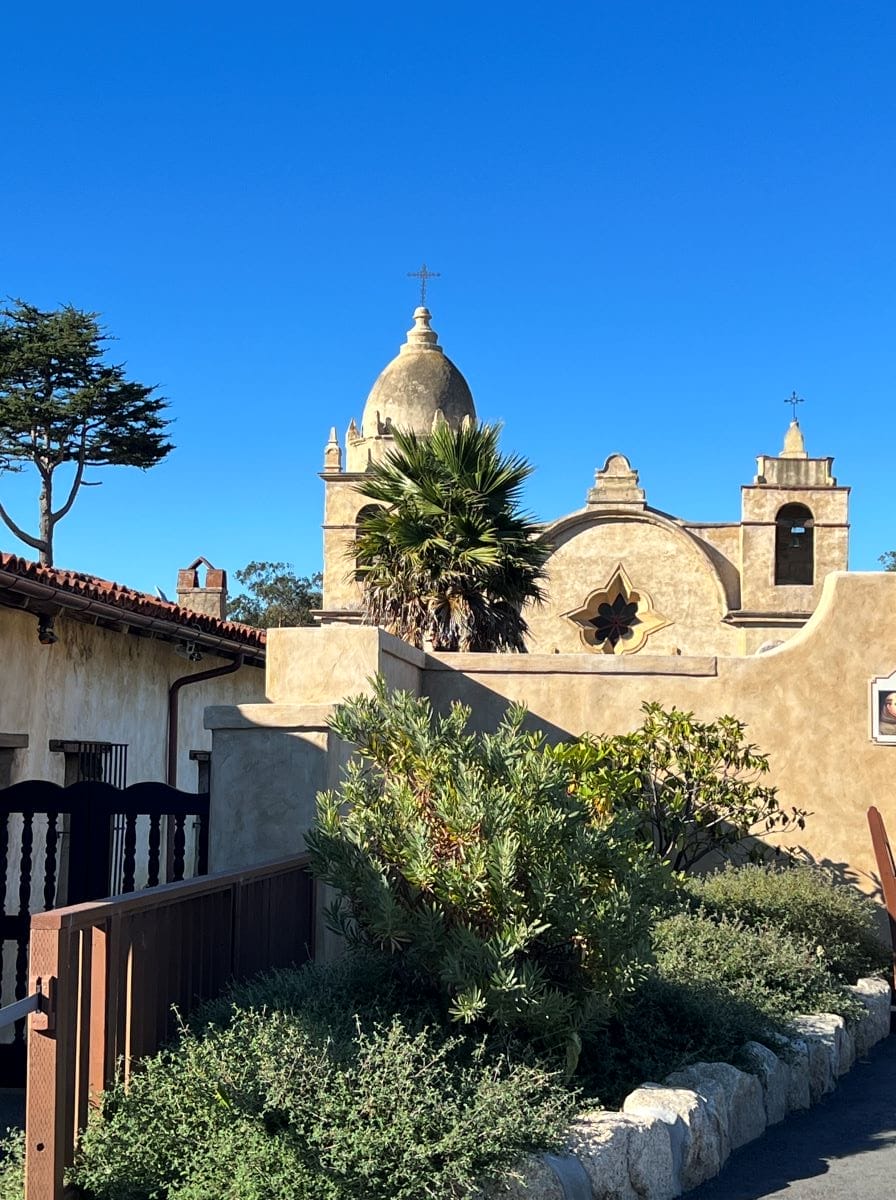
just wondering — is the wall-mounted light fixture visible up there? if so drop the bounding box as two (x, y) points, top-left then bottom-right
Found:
(174, 639), (203, 663)
(37, 614), (58, 645)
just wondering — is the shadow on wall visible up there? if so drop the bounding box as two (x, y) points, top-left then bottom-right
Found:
(421, 663), (575, 745)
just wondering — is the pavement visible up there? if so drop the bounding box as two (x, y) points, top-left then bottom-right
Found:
(688, 1034), (896, 1200)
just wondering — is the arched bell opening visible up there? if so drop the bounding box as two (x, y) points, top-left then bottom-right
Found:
(775, 503), (814, 585)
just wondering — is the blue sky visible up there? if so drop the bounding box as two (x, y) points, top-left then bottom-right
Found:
(1, 1), (893, 596)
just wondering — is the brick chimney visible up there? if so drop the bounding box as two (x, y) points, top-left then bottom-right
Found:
(176, 557), (228, 620)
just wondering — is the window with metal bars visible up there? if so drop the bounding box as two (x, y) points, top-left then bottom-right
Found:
(49, 741), (128, 788)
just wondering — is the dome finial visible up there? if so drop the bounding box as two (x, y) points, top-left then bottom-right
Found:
(401, 306), (442, 354)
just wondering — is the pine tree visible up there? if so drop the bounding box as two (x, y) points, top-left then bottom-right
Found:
(0, 300), (173, 565)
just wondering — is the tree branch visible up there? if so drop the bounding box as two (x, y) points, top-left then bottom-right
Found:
(50, 431), (87, 525)
(0, 498), (45, 553)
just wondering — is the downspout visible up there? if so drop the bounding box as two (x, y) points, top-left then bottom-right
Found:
(167, 654), (244, 787)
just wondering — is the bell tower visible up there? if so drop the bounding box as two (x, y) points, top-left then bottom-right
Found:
(740, 419), (849, 616)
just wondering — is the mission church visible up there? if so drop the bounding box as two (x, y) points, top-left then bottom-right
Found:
(318, 302), (848, 658)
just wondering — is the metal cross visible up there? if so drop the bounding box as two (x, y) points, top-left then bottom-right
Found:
(785, 391), (805, 421)
(407, 262), (440, 307)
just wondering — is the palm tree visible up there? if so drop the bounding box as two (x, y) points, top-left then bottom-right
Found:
(353, 422), (549, 651)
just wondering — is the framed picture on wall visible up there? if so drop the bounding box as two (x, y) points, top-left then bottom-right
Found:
(870, 670), (896, 744)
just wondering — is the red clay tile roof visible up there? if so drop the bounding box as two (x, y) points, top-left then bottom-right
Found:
(0, 550), (266, 653)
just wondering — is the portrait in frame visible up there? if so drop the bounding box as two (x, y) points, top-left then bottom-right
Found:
(870, 670), (896, 744)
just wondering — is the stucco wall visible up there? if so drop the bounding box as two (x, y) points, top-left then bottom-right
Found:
(206, 628), (424, 873)
(0, 607), (265, 788)
(527, 510), (742, 656)
(424, 572), (896, 892)
(206, 573), (896, 904)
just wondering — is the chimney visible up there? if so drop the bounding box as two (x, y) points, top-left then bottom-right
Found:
(176, 557), (228, 620)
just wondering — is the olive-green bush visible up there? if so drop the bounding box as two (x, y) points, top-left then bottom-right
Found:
(0, 1129), (24, 1200)
(308, 681), (673, 1070)
(687, 864), (891, 982)
(71, 961), (574, 1200)
(652, 910), (864, 1026)
(552, 703), (807, 871)
(578, 896), (870, 1107)
(579, 973), (790, 1108)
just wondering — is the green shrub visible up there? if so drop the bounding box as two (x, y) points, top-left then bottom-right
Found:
(687, 864), (891, 982)
(579, 974), (789, 1108)
(71, 965), (575, 1200)
(652, 911), (864, 1026)
(552, 703), (807, 871)
(0, 1129), (24, 1200)
(307, 681), (673, 1069)
(192, 950), (438, 1041)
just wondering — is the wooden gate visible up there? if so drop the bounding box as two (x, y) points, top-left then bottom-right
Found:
(0, 779), (209, 1085)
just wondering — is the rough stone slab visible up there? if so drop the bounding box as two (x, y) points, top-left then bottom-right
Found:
(742, 1041), (789, 1125)
(849, 977), (892, 1055)
(483, 1153), (565, 1199)
(568, 1110), (680, 1200)
(790, 1015), (850, 1100)
(780, 1037), (812, 1113)
(666, 1061), (766, 1151)
(623, 1082), (725, 1191)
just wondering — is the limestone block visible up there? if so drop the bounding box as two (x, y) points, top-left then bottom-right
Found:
(849, 977), (892, 1055)
(623, 1082), (726, 1191)
(568, 1110), (679, 1200)
(780, 1037), (812, 1112)
(665, 1062), (765, 1152)
(790, 1015), (851, 1100)
(484, 1153), (565, 1199)
(742, 1041), (789, 1125)
(838, 1023), (856, 1075)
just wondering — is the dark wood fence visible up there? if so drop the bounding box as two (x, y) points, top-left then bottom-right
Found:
(24, 854), (314, 1200)
(0, 779), (210, 1086)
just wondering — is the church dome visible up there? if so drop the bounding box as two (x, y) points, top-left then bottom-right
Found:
(360, 307), (475, 438)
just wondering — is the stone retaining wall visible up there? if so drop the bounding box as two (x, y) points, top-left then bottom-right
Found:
(489, 977), (891, 1200)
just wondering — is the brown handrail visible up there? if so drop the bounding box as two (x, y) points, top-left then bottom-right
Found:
(867, 806), (896, 994)
(25, 852), (315, 1200)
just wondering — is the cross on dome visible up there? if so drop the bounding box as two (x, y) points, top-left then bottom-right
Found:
(407, 261), (440, 307)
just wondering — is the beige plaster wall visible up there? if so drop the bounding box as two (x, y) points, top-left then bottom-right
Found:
(684, 524), (742, 609)
(206, 572), (896, 908)
(0, 607), (265, 788)
(321, 474), (370, 610)
(528, 511), (742, 656)
(423, 572), (896, 893)
(266, 626), (424, 704)
(206, 627), (424, 873)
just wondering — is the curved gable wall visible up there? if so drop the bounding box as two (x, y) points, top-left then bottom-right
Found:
(526, 507), (740, 656)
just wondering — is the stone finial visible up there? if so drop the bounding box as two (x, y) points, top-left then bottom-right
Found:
(587, 453), (646, 508)
(399, 307), (444, 356)
(431, 407), (447, 431)
(323, 427), (343, 473)
(346, 417), (360, 442)
(176, 557), (227, 620)
(461, 413), (474, 431)
(781, 420), (808, 459)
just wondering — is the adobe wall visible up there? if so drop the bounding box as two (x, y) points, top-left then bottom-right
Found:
(206, 573), (896, 900)
(205, 627), (424, 873)
(424, 572), (896, 891)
